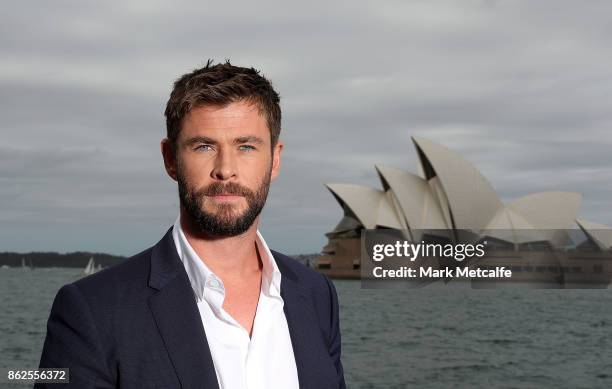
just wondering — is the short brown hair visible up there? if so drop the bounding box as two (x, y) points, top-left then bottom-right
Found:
(165, 59), (281, 149)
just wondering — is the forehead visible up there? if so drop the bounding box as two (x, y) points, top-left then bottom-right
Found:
(180, 100), (269, 141)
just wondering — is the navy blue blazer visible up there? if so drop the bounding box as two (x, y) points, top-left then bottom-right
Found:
(36, 227), (346, 389)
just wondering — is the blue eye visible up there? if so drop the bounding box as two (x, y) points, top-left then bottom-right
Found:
(195, 144), (213, 151)
(239, 145), (256, 151)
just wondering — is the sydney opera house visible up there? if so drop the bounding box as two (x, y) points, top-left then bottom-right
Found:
(317, 137), (612, 281)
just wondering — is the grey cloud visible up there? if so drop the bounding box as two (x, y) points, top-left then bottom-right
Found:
(2, 0), (612, 255)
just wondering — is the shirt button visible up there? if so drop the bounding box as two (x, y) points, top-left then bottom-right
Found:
(206, 277), (222, 289)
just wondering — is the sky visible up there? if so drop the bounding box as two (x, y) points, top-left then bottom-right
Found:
(2, 0), (612, 256)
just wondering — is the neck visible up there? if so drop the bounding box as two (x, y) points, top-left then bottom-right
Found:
(179, 208), (262, 281)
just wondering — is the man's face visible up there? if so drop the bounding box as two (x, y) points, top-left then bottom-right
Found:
(164, 100), (282, 237)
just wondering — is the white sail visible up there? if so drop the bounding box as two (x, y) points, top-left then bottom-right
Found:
(84, 257), (95, 275)
(21, 257), (27, 269)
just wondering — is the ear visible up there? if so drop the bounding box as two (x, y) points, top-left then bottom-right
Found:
(270, 140), (283, 182)
(161, 138), (178, 181)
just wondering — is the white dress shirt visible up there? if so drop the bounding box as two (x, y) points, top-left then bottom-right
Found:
(172, 216), (300, 389)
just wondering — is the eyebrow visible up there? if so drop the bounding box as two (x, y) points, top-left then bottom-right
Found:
(184, 135), (265, 146)
(233, 136), (265, 145)
(184, 136), (217, 147)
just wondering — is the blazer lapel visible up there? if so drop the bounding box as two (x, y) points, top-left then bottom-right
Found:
(275, 253), (326, 389)
(147, 228), (219, 389)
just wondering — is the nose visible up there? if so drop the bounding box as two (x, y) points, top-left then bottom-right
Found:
(211, 148), (237, 181)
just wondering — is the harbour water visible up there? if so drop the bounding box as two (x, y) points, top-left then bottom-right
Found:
(1, 267), (612, 388)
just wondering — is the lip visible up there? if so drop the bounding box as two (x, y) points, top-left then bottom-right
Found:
(208, 194), (243, 202)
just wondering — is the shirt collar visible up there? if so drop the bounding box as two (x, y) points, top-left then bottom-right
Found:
(171, 215), (282, 304)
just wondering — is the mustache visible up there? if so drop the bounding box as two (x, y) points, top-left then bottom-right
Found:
(201, 182), (254, 197)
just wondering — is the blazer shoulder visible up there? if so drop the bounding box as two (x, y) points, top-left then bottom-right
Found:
(271, 250), (338, 313)
(271, 250), (330, 287)
(70, 246), (154, 300)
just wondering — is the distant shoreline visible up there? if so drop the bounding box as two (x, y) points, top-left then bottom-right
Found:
(0, 252), (125, 268)
(0, 252), (320, 268)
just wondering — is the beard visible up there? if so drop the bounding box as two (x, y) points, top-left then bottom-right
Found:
(177, 167), (271, 238)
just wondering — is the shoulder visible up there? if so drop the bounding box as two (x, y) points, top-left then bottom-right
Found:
(271, 250), (331, 289)
(44, 246), (158, 350)
(62, 246), (156, 307)
(271, 250), (339, 311)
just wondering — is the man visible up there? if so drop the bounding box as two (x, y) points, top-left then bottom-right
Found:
(36, 60), (346, 389)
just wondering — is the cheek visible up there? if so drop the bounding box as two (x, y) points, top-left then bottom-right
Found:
(179, 157), (211, 182)
(243, 153), (272, 172)
(246, 161), (273, 184)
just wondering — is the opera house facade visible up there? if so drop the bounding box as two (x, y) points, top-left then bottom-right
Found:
(317, 137), (612, 283)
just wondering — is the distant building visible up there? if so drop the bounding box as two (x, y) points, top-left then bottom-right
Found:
(317, 137), (612, 278)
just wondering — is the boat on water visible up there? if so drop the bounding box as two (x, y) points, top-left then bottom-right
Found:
(83, 257), (103, 276)
(21, 257), (33, 269)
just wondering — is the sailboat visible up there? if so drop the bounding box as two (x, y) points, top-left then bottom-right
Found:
(83, 257), (97, 276)
(21, 257), (28, 269)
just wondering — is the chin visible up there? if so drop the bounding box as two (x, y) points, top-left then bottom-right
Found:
(208, 206), (246, 218)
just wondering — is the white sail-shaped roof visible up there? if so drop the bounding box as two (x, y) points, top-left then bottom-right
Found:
(412, 137), (503, 233)
(428, 176), (454, 231)
(326, 183), (402, 229)
(375, 165), (448, 231)
(377, 191), (404, 229)
(508, 192), (581, 229)
(481, 207), (550, 244)
(323, 137), (604, 252)
(576, 219), (612, 250)
(483, 206), (535, 230)
(507, 192), (582, 246)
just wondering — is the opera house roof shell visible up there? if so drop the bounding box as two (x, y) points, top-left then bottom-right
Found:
(326, 137), (612, 250)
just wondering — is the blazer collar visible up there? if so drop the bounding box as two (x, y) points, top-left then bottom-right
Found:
(148, 227), (182, 291)
(274, 250), (337, 389)
(147, 227), (219, 389)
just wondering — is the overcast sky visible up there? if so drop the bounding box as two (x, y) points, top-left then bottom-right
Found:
(2, 0), (611, 256)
